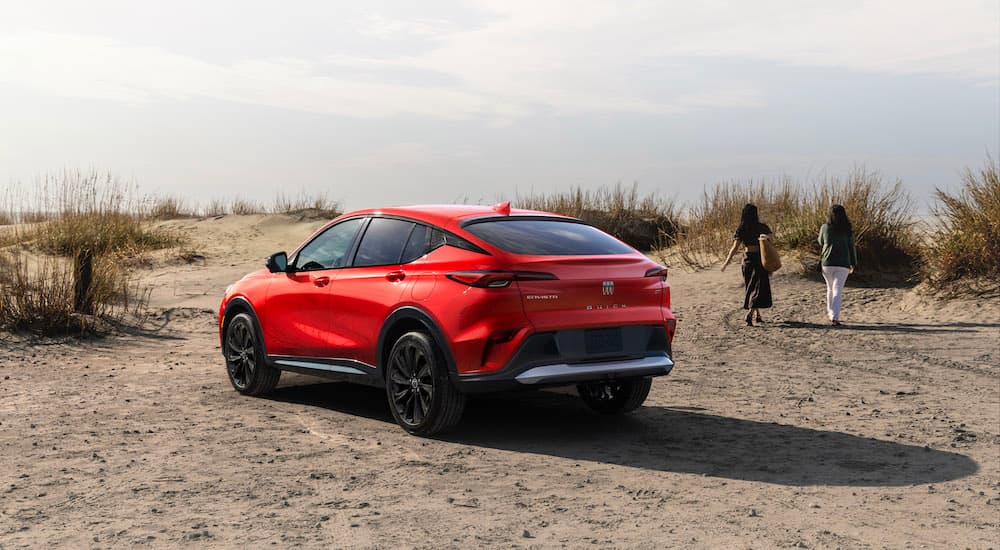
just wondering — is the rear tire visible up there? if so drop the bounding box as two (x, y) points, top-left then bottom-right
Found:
(577, 377), (652, 414)
(224, 313), (280, 396)
(385, 331), (465, 436)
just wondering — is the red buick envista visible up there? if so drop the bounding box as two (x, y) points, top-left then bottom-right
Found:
(219, 203), (676, 435)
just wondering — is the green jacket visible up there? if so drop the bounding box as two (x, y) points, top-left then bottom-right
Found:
(818, 224), (857, 268)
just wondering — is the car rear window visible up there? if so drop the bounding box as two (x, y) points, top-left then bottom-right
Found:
(464, 219), (634, 255)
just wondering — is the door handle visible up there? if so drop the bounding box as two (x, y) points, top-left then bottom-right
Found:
(313, 276), (330, 287)
(386, 271), (406, 282)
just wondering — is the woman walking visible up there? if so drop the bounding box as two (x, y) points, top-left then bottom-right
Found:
(721, 204), (773, 326)
(818, 204), (858, 325)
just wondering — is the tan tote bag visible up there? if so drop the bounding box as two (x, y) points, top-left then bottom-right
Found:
(759, 234), (782, 273)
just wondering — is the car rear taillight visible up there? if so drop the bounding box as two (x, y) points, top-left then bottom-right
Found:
(645, 265), (669, 280)
(446, 270), (558, 288)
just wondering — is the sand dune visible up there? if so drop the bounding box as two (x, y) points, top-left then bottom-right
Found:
(1, 214), (997, 548)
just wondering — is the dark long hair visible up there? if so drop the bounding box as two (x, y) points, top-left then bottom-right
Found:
(827, 204), (852, 234)
(736, 203), (761, 242)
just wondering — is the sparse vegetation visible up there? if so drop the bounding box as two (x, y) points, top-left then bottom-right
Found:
(0, 250), (149, 333)
(272, 190), (341, 218)
(149, 196), (196, 219)
(518, 183), (680, 251)
(229, 197), (265, 216)
(923, 157), (1000, 292)
(1, 161), (995, 333)
(672, 169), (920, 275)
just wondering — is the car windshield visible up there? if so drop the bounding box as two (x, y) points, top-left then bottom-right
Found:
(464, 219), (634, 255)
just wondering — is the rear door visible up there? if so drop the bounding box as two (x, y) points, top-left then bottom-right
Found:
(327, 217), (417, 364)
(463, 218), (664, 332)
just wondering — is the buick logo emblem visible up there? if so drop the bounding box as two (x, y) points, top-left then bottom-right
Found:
(602, 281), (614, 296)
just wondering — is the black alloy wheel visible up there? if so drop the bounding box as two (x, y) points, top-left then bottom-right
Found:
(577, 376), (652, 414)
(224, 313), (280, 395)
(388, 339), (435, 425)
(385, 332), (465, 436)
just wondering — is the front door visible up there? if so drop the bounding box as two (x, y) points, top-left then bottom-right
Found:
(261, 217), (365, 357)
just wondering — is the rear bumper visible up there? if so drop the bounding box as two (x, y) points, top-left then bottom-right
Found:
(515, 355), (673, 385)
(451, 324), (674, 393)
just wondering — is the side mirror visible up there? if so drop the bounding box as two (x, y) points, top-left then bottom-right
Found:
(265, 251), (288, 273)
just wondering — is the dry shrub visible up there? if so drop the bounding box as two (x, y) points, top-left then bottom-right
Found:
(149, 195), (195, 219)
(924, 157), (1000, 291)
(0, 171), (174, 334)
(518, 183), (680, 251)
(0, 250), (149, 334)
(230, 198), (264, 215)
(272, 191), (341, 219)
(674, 169), (919, 275)
(202, 198), (228, 217)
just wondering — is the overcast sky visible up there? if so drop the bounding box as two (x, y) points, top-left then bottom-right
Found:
(1, 1), (997, 210)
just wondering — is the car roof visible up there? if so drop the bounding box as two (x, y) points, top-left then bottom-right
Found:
(340, 204), (571, 228)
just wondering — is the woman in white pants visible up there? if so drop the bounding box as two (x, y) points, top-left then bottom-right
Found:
(817, 205), (857, 325)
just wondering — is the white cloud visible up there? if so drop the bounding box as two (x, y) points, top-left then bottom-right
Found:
(0, 1), (995, 121)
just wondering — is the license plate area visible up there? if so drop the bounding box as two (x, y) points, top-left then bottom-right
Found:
(585, 328), (623, 354)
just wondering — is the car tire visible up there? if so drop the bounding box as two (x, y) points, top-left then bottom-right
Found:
(385, 331), (465, 436)
(224, 312), (281, 396)
(577, 377), (652, 415)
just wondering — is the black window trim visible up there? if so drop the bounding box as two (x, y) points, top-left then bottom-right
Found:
(339, 214), (490, 269)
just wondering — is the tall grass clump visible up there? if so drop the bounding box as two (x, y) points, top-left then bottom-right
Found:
(24, 173), (180, 256)
(149, 195), (196, 219)
(924, 157), (1000, 291)
(272, 191), (341, 218)
(674, 169), (919, 275)
(518, 183), (680, 251)
(0, 171), (175, 334)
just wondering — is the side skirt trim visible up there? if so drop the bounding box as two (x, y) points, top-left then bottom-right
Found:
(273, 359), (368, 376)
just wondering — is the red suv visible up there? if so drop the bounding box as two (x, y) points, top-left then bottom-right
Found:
(219, 204), (676, 435)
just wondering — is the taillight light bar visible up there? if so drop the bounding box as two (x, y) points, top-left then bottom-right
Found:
(445, 270), (558, 288)
(645, 265), (669, 280)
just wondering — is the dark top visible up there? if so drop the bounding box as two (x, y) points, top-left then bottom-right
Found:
(818, 224), (858, 268)
(734, 223), (772, 247)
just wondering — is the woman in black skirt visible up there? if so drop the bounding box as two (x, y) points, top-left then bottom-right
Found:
(721, 204), (773, 326)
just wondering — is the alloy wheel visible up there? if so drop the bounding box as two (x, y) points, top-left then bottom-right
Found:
(226, 320), (256, 389)
(388, 341), (435, 425)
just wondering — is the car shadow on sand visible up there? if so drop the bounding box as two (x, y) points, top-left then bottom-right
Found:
(267, 382), (978, 488)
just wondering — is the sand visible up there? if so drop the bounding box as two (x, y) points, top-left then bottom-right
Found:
(1, 214), (998, 548)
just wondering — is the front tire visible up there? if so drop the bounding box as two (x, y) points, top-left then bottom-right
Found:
(577, 377), (652, 414)
(385, 331), (465, 436)
(224, 312), (280, 396)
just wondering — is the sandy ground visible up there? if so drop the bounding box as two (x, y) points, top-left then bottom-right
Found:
(1, 214), (998, 549)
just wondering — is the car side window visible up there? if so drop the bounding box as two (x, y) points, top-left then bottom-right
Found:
(294, 218), (365, 271)
(399, 224), (450, 264)
(400, 224), (429, 264)
(354, 218), (415, 267)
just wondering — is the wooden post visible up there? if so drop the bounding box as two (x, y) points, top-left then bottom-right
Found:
(74, 248), (94, 314)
